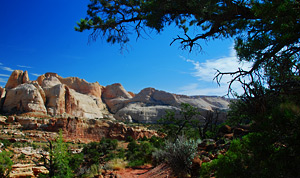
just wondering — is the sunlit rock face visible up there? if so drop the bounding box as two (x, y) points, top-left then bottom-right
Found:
(1, 70), (230, 123)
(5, 70), (29, 89)
(2, 83), (47, 114)
(107, 87), (230, 124)
(38, 73), (110, 119)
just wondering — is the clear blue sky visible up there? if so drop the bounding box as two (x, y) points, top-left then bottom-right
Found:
(0, 0), (251, 96)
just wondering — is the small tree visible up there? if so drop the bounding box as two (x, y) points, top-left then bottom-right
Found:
(159, 103), (200, 140)
(159, 103), (220, 140)
(52, 131), (73, 178)
(37, 130), (73, 178)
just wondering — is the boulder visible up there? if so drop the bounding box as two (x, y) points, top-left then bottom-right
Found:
(2, 83), (47, 114)
(5, 70), (29, 89)
(6, 116), (15, 123)
(0, 116), (7, 125)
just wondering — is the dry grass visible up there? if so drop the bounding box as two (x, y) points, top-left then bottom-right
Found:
(105, 158), (128, 170)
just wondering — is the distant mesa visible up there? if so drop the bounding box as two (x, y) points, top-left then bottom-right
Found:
(0, 70), (230, 123)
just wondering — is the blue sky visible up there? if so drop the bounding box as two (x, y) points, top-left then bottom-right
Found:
(0, 0), (251, 96)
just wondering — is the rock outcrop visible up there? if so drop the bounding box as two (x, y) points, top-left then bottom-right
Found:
(2, 83), (47, 114)
(12, 116), (161, 142)
(5, 70), (29, 89)
(1, 70), (230, 124)
(38, 72), (104, 99)
(39, 74), (109, 119)
(0, 87), (6, 108)
(114, 103), (180, 123)
(102, 83), (133, 113)
(106, 87), (229, 123)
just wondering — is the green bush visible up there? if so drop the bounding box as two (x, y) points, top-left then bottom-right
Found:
(125, 136), (134, 142)
(201, 129), (300, 178)
(149, 136), (165, 149)
(0, 139), (11, 148)
(126, 140), (155, 167)
(82, 138), (118, 165)
(200, 138), (251, 178)
(0, 151), (13, 177)
(69, 153), (84, 172)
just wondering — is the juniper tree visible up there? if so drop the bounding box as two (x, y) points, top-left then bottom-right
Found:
(77, 1), (300, 177)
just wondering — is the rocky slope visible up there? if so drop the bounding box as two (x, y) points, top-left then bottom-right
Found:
(0, 70), (230, 123)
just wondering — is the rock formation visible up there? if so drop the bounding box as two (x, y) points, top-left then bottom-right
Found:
(0, 87), (6, 108)
(5, 70), (29, 89)
(105, 87), (229, 123)
(1, 70), (230, 124)
(39, 73), (109, 119)
(102, 83), (133, 113)
(9, 116), (160, 142)
(2, 83), (47, 114)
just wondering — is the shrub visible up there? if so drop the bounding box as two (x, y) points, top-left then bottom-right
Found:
(0, 139), (11, 148)
(82, 138), (118, 165)
(200, 138), (251, 178)
(0, 151), (13, 177)
(152, 136), (197, 177)
(125, 136), (134, 142)
(126, 140), (155, 167)
(82, 164), (103, 178)
(105, 158), (128, 170)
(149, 136), (165, 149)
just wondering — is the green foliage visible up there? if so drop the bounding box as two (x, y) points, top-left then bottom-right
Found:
(159, 103), (219, 140)
(0, 139), (11, 148)
(0, 151), (13, 177)
(126, 140), (155, 167)
(152, 136), (197, 177)
(82, 138), (118, 166)
(125, 136), (134, 142)
(52, 131), (73, 178)
(202, 120), (300, 178)
(158, 103), (201, 140)
(68, 153), (84, 173)
(149, 136), (165, 149)
(201, 138), (251, 178)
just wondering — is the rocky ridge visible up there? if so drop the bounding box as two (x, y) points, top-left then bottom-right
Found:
(1, 70), (230, 123)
